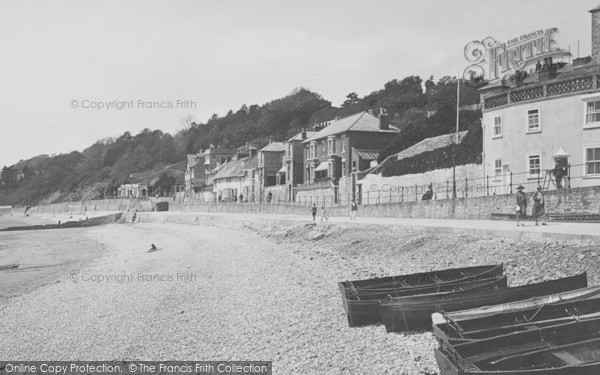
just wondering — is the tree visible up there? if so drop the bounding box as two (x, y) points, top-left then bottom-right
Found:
(342, 92), (360, 107)
(154, 172), (176, 194)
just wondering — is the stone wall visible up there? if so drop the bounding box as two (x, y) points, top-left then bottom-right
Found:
(27, 199), (153, 215)
(165, 185), (600, 220)
(22, 184), (600, 221)
(264, 185), (287, 203)
(295, 186), (336, 207)
(356, 164), (484, 204)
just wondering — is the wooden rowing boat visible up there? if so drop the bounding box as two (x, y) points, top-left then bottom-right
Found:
(432, 284), (600, 325)
(339, 264), (503, 300)
(342, 276), (507, 327)
(433, 286), (600, 348)
(435, 316), (600, 374)
(379, 273), (587, 332)
(432, 287), (600, 352)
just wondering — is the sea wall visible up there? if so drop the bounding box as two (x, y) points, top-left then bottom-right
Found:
(21, 185), (600, 221)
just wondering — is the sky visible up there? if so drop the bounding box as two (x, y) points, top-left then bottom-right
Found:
(1, 0), (598, 167)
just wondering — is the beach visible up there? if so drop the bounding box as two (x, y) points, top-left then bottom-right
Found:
(0, 214), (598, 374)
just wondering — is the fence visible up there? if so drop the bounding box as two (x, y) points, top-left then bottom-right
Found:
(48, 163), (599, 210)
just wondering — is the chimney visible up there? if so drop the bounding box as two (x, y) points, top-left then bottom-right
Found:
(379, 108), (390, 130)
(301, 128), (307, 140)
(591, 5), (600, 58)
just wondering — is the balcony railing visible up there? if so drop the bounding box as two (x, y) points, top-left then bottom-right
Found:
(296, 180), (333, 191)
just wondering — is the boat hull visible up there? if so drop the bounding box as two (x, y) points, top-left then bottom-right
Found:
(380, 273), (587, 332)
(344, 276), (507, 327)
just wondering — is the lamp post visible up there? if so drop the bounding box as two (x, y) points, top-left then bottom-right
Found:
(453, 74), (460, 199)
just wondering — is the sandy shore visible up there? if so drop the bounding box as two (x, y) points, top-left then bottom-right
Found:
(0, 215), (597, 374)
(0, 224), (106, 304)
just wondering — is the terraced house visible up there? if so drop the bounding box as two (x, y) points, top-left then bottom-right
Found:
(212, 145), (257, 202)
(301, 110), (399, 185)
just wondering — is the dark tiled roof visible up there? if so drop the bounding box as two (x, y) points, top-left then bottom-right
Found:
(304, 111), (398, 143)
(287, 131), (316, 142)
(260, 142), (285, 152)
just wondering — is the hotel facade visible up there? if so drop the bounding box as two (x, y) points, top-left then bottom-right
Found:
(481, 6), (600, 194)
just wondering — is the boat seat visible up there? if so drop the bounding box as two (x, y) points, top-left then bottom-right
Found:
(551, 349), (582, 366)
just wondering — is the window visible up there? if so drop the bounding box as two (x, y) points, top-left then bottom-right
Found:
(527, 154), (541, 178)
(493, 116), (502, 137)
(321, 142), (326, 157)
(585, 147), (600, 176)
(342, 139), (346, 153)
(527, 109), (540, 132)
(309, 142), (316, 159)
(327, 139), (332, 155)
(586, 101), (600, 125)
(342, 162), (346, 176)
(494, 158), (502, 180)
(332, 139), (337, 154)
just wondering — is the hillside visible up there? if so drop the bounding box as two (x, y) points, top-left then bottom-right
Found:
(0, 76), (481, 206)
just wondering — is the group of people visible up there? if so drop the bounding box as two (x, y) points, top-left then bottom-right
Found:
(515, 184), (546, 226)
(310, 199), (358, 222)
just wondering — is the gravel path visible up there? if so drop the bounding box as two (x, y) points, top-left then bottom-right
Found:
(0, 222), (438, 374)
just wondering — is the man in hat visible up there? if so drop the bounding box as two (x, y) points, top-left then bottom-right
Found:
(533, 185), (547, 226)
(515, 185), (527, 226)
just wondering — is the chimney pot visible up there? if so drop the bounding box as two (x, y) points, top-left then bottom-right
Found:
(379, 108), (390, 130)
(591, 6), (600, 58)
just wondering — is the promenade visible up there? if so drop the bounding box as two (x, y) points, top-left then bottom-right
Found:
(149, 211), (600, 243)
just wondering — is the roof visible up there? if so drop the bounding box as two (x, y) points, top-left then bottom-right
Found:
(395, 131), (468, 161)
(260, 142), (285, 152)
(314, 162), (329, 172)
(303, 111), (399, 143)
(366, 131), (469, 176)
(287, 131), (317, 142)
(243, 154), (258, 171)
(186, 154), (199, 168)
(353, 149), (380, 161)
(591, 4), (600, 12)
(213, 155), (257, 180)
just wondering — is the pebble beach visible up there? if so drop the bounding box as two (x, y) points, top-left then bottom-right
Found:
(0, 214), (598, 374)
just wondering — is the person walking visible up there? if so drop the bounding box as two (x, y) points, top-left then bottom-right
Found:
(515, 185), (527, 227)
(320, 204), (329, 222)
(310, 204), (317, 222)
(533, 185), (547, 226)
(350, 199), (358, 220)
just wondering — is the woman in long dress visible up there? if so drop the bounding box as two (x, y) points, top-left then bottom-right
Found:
(532, 185), (546, 226)
(515, 185), (527, 227)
